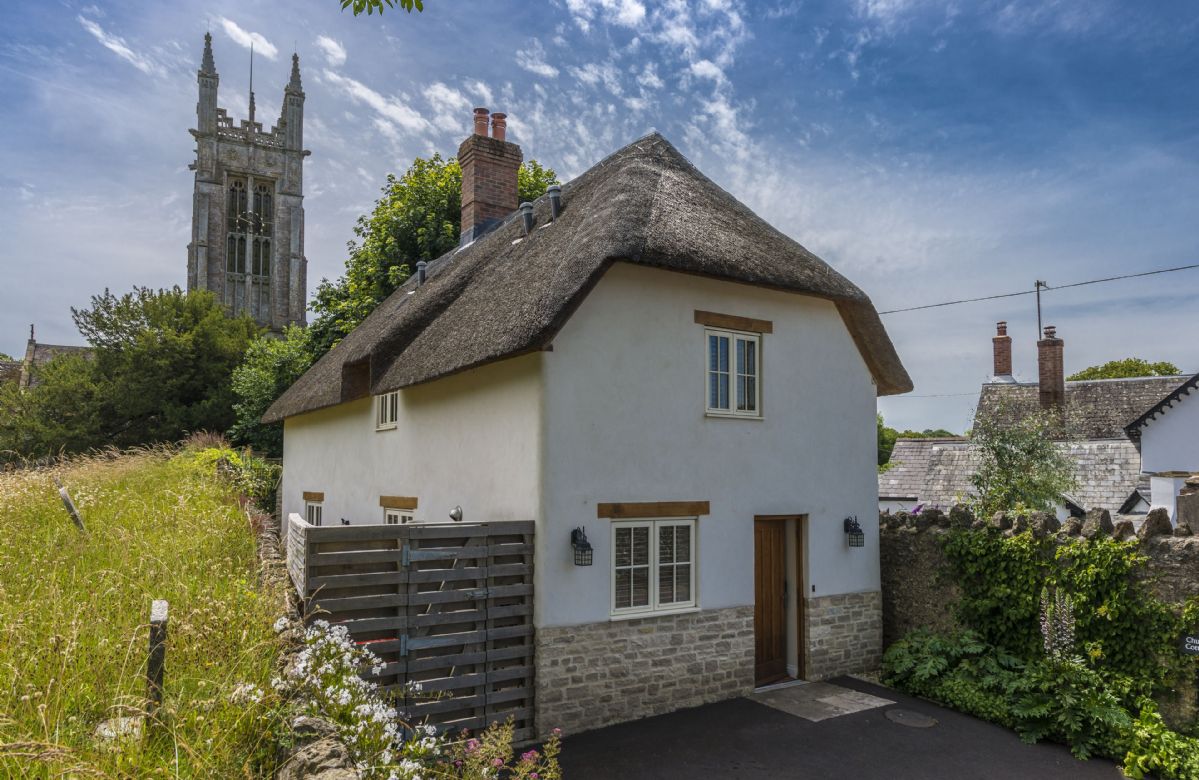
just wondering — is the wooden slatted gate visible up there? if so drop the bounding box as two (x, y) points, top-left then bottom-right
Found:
(286, 515), (536, 740)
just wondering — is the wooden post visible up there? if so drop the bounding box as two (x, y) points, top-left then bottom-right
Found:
(52, 476), (86, 532)
(147, 600), (168, 715)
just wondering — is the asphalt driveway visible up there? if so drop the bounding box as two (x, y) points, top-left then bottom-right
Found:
(559, 677), (1124, 779)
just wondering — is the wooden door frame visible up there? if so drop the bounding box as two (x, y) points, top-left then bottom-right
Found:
(753, 514), (807, 680)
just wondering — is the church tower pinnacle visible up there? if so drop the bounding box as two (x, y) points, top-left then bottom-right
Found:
(186, 33), (309, 332)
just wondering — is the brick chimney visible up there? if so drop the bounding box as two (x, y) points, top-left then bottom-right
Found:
(992, 321), (1012, 378)
(458, 107), (523, 245)
(1037, 325), (1065, 411)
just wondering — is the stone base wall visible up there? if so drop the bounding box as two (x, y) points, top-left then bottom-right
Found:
(804, 590), (883, 679)
(535, 606), (754, 737)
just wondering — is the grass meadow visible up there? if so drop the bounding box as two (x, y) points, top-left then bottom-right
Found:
(0, 445), (289, 778)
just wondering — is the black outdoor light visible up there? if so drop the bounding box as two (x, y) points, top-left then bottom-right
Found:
(844, 516), (866, 548)
(571, 527), (594, 566)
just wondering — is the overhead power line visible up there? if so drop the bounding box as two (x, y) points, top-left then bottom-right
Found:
(879, 262), (1199, 315)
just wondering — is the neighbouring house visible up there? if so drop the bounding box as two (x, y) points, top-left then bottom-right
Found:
(880, 321), (1195, 523)
(0, 325), (93, 390)
(266, 113), (912, 736)
(1126, 371), (1199, 522)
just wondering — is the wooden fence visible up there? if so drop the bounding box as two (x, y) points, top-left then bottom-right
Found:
(285, 514), (537, 740)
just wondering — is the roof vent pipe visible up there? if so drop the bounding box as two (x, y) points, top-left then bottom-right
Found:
(547, 184), (562, 220)
(416, 260), (427, 286)
(519, 202), (534, 235)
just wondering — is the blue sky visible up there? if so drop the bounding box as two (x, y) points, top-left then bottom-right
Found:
(1, 0), (1197, 432)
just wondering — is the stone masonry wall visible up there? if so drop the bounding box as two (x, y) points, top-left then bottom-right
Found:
(535, 606), (754, 737)
(879, 505), (1199, 726)
(805, 590), (883, 680)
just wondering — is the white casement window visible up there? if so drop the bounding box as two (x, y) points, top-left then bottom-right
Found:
(611, 518), (696, 616)
(706, 328), (760, 417)
(376, 391), (399, 430)
(305, 501), (323, 527)
(384, 508), (414, 525)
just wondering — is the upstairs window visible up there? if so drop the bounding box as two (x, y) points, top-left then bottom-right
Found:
(706, 328), (760, 417)
(376, 391), (399, 430)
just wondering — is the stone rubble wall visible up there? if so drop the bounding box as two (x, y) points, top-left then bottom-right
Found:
(534, 606), (755, 737)
(805, 590), (884, 680)
(879, 505), (1199, 726)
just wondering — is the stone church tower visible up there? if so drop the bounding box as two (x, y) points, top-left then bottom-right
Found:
(187, 33), (308, 331)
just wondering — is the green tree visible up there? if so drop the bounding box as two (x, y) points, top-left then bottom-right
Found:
(1067, 358), (1180, 381)
(969, 408), (1076, 517)
(341, 0), (424, 15)
(0, 353), (14, 362)
(0, 353), (101, 458)
(229, 325), (314, 456)
(309, 154), (558, 355)
(877, 413), (958, 469)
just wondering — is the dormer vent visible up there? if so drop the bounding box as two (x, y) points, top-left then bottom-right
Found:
(519, 202), (534, 235)
(547, 184), (562, 220)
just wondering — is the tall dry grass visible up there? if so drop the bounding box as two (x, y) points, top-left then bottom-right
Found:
(0, 446), (289, 778)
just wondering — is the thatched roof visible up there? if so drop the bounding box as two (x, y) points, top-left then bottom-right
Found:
(265, 133), (911, 423)
(974, 376), (1187, 441)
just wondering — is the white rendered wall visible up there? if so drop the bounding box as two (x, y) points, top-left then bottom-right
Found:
(1140, 392), (1199, 475)
(281, 354), (543, 527)
(1150, 476), (1188, 524)
(538, 262), (881, 628)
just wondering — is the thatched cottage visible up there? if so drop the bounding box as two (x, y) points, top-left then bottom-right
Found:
(266, 112), (911, 734)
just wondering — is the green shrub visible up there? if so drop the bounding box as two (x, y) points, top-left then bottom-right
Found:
(1123, 703), (1199, 780)
(1012, 658), (1132, 760)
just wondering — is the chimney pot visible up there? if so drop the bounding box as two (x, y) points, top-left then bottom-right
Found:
(416, 260), (428, 285)
(473, 107), (490, 136)
(490, 112), (507, 142)
(992, 321), (1012, 378)
(547, 184), (562, 220)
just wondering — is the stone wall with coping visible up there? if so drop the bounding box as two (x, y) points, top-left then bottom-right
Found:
(534, 606), (754, 737)
(804, 590), (883, 680)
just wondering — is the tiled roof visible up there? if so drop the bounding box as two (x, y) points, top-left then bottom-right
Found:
(0, 361), (21, 385)
(23, 343), (93, 388)
(974, 376), (1186, 441)
(878, 437), (1143, 513)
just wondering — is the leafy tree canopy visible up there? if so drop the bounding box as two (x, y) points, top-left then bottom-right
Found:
(1067, 358), (1181, 382)
(0, 287), (259, 460)
(969, 407), (1076, 517)
(0, 353), (14, 362)
(229, 325), (314, 456)
(308, 154), (558, 355)
(341, 0), (423, 14)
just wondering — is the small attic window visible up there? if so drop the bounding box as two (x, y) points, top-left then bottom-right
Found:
(376, 391), (398, 430)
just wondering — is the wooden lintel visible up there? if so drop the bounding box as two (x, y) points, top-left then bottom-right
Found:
(302, 491), (325, 502)
(379, 495), (419, 510)
(694, 310), (773, 334)
(754, 514), (808, 522)
(597, 501), (710, 519)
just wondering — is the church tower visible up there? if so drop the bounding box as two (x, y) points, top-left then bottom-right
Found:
(187, 33), (309, 331)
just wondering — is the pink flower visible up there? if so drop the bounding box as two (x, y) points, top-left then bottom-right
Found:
(521, 749), (540, 762)
(551, 727), (562, 737)
(465, 738), (481, 753)
(492, 758), (504, 767)
(531, 774), (540, 779)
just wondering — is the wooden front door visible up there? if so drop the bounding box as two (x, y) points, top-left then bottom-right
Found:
(754, 519), (787, 685)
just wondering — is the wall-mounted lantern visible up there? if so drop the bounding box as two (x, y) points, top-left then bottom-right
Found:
(571, 527), (593, 566)
(449, 505), (463, 522)
(844, 516), (865, 548)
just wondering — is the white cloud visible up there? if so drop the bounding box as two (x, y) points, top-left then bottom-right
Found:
(565, 0), (648, 30)
(314, 35), (347, 67)
(515, 39), (559, 78)
(76, 16), (160, 76)
(423, 81), (472, 132)
(690, 59), (724, 81)
(569, 61), (623, 95)
(323, 70), (430, 135)
(465, 79), (494, 106)
(637, 62), (664, 89)
(217, 17), (279, 60)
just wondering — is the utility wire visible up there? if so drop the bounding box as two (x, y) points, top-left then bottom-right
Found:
(879, 262), (1199, 315)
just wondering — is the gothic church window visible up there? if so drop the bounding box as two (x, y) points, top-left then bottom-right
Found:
(224, 178), (274, 321)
